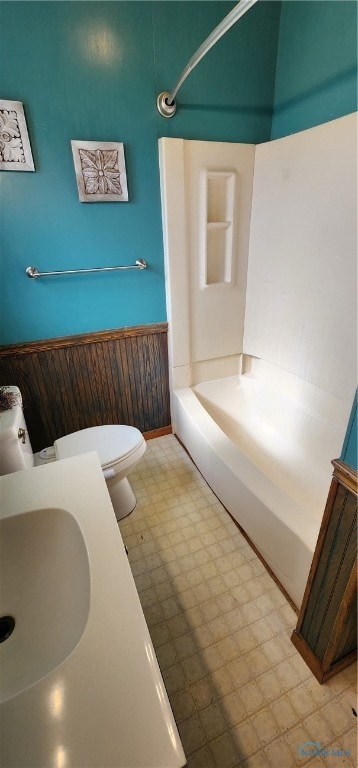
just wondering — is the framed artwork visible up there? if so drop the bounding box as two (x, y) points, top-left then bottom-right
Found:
(0, 100), (35, 171)
(71, 140), (129, 202)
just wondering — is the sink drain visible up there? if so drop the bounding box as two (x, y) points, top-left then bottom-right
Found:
(0, 616), (15, 643)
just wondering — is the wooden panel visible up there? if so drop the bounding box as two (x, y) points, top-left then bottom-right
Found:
(0, 324), (171, 452)
(300, 484), (357, 659)
(292, 460), (357, 683)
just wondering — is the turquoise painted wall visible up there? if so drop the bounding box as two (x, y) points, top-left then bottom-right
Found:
(271, 0), (357, 138)
(0, 0), (280, 344)
(341, 391), (358, 471)
(271, 0), (357, 468)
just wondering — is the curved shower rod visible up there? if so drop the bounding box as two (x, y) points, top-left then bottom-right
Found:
(157, 0), (258, 118)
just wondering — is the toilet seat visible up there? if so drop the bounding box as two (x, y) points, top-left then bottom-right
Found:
(55, 425), (145, 470)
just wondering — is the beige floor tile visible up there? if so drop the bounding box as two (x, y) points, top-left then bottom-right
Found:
(143, 602), (164, 627)
(209, 616), (231, 642)
(245, 647), (271, 676)
(225, 608), (247, 633)
(190, 676), (217, 710)
(193, 622), (215, 650)
(210, 730), (239, 768)
(200, 598), (222, 623)
(170, 688), (196, 722)
(303, 710), (337, 747)
(231, 718), (261, 758)
(256, 669), (283, 702)
(251, 707), (280, 745)
(211, 665), (236, 698)
(239, 681), (266, 715)
(193, 582), (213, 604)
(161, 661), (186, 694)
(227, 656), (252, 687)
(184, 605), (205, 629)
(182, 653), (207, 684)
(119, 437), (357, 768)
(174, 632), (198, 661)
(208, 574), (229, 597)
(178, 713), (207, 756)
(155, 639), (179, 670)
(270, 694), (300, 731)
(321, 698), (353, 736)
(221, 691), (247, 726)
(235, 627), (258, 655)
(287, 682), (317, 718)
(249, 617), (275, 645)
(337, 727), (358, 765)
(200, 643), (224, 673)
(244, 749), (276, 768)
(199, 701), (227, 739)
(275, 658), (302, 691)
(186, 745), (216, 768)
(218, 591), (240, 615)
(264, 736), (296, 767)
(149, 620), (171, 648)
(284, 723), (312, 761)
(337, 687), (358, 719)
(167, 612), (190, 638)
(217, 636), (240, 664)
(230, 584), (252, 607)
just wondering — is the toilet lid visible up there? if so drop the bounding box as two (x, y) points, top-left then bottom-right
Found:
(55, 425), (144, 469)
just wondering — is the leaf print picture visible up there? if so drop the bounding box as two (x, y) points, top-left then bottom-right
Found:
(80, 149), (122, 196)
(71, 140), (129, 202)
(0, 100), (35, 172)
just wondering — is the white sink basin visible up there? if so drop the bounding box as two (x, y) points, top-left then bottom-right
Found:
(0, 452), (185, 768)
(0, 507), (90, 702)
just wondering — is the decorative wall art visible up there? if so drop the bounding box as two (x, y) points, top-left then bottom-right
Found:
(71, 140), (129, 202)
(0, 100), (35, 171)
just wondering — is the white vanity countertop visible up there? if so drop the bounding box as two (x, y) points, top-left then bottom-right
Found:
(0, 452), (186, 768)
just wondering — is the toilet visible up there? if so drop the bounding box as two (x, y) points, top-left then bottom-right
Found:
(0, 386), (146, 520)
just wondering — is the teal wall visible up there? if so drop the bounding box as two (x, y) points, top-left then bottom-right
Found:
(272, 0), (357, 138)
(340, 392), (358, 471)
(0, 0), (280, 345)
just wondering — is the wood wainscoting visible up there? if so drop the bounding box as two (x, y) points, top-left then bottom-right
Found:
(0, 323), (171, 452)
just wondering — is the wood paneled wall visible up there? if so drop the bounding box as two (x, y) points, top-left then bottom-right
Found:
(0, 324), (171, 452)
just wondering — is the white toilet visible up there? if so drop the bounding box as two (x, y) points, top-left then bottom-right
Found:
(0, 386), (146, 520)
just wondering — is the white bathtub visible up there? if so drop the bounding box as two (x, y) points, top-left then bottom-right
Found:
(172, 359), (348, 607)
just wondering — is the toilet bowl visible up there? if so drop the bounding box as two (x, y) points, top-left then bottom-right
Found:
(0, 386), (146, 520)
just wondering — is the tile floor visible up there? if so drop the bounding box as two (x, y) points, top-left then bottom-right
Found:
(118, 435), (357, 768)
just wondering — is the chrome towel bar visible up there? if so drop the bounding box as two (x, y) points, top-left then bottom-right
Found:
(25, 259), (147, 279)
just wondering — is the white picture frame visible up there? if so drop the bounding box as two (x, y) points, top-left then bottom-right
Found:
(71, 140), (129, 202)
(0, 100), (35, 172)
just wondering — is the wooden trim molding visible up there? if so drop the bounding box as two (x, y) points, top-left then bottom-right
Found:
(0, 324), (171, 452)
(0, 323), (168, 356)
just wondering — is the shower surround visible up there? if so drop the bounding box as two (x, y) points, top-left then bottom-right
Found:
(159, 112), (357, 608)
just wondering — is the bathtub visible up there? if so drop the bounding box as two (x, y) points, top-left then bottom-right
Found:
(172, 359), (348, 607)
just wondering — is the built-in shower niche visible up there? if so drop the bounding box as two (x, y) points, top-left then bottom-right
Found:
(202, 172), (235, 287)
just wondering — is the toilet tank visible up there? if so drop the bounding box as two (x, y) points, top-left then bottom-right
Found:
(0, 386), (35, 475)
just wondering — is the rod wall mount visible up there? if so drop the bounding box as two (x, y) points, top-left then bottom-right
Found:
(157, 92), (176, 119)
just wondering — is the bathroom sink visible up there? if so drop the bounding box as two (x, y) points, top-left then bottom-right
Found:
(0, 506), (90, 702)
(0, 453), (185, 768)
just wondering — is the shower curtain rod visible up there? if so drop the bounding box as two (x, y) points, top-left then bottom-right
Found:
(157, 0), (258, 118)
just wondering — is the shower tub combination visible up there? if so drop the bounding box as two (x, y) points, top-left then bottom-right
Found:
(159, 114), (357, 609)
(173, 358), (348, 608)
